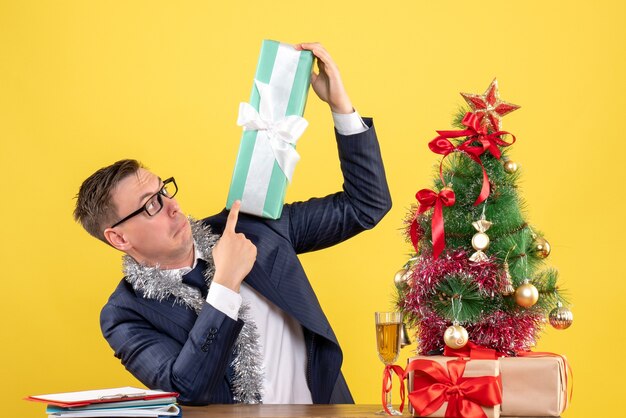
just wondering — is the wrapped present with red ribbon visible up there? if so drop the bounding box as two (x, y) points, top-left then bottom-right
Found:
(405, 356), (502, 418)
(443, 343), (572, 417)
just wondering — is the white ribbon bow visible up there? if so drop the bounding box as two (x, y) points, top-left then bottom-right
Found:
(237, 80), (308, 182)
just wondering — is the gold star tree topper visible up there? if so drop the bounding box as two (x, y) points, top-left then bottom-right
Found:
(460, 78), (520, 133)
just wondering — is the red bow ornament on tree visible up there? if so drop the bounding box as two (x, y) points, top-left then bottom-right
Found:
(404, 358), (502, 418)
(410, 188), (456, 259)
(430, 112), (516, 206)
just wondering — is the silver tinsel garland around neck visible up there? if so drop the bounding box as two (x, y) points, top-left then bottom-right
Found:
(122, 217), (263, 404)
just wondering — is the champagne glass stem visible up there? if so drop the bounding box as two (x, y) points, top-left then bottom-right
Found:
(385, 389), (393, 414)
(384, 368), (393, 414)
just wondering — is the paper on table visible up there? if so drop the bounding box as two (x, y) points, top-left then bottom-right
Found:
(51, 397), (178, 411)
(46, 403), (180, 417)
(27, 386), (177, 407)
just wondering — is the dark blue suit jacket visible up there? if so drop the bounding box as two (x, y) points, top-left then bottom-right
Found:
(100, 119), (391, 405)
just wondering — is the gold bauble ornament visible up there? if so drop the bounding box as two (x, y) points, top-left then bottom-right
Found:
(394, 268), (410, 287)
(549, 302), (574, 330)
(443, 323), (469, 349)
(533, 237), (551, 259)
(515, 280), (539, 308)
(503, 160), (518, 173)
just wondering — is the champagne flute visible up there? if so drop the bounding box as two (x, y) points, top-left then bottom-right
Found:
(375, 311), (402, 416)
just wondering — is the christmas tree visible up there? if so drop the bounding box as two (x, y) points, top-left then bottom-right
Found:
(396, 79), (573, 355)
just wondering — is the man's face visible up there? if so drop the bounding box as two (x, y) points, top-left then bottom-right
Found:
(105, 168), (194, 269)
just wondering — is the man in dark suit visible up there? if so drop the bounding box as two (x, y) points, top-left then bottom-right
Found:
(74, 43), (391, 405)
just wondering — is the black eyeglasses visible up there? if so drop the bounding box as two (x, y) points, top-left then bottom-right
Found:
(111, 177), (178, 228)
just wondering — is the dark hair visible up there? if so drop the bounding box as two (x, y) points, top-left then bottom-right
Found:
(74, 159), (144, 243)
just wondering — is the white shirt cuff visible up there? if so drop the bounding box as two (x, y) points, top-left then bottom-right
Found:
(206, 282), (242, 321)
(332, 110), (368, 135)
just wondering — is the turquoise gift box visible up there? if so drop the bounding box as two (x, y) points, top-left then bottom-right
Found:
(226, 40), (313, 219)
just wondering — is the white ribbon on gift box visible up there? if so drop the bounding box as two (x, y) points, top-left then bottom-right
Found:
(237, 80), (308, 182)
(236, 75), (308, 216)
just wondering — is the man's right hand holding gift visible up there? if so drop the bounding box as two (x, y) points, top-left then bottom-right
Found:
(296, 42), (354, 115)
(297, 42), (370, 139)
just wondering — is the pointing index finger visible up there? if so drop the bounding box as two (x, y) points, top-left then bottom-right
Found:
(226, 200), (241, 233)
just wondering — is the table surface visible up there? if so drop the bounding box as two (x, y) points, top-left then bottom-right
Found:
(182, 404), (561, 417)
(182, 404), (410, 417)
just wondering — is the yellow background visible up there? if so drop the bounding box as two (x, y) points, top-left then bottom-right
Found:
(1, 1), (624, 416)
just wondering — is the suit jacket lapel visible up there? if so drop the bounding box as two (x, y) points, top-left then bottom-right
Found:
(242, 237), (338, 345)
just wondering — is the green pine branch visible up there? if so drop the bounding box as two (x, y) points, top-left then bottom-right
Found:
(431, 275), (499, 323)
